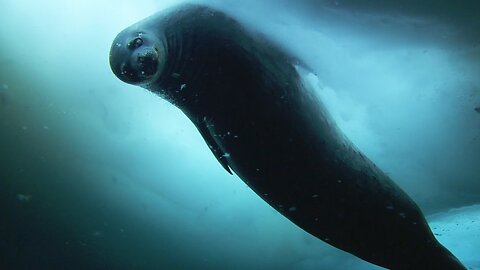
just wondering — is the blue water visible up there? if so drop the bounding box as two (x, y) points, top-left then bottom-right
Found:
(0, 1), (479, 269)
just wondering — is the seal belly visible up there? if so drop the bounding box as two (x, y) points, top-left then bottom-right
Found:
(109, 4), (466, 269)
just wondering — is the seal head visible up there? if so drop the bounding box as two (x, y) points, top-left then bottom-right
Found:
(110, 30), (166, 86)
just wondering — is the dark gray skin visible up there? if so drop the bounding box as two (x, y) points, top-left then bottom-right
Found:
(109, 4), (466, 270)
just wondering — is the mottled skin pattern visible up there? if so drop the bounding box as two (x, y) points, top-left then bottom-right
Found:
(109, 4), (466, 270)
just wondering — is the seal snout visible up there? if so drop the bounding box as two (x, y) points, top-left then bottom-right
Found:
(125, 36), (160, 80)
(134, 47), (159, 78)
(110, 33), (166, 85)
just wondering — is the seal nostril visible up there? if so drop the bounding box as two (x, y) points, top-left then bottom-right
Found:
(127, 37), (143, 50)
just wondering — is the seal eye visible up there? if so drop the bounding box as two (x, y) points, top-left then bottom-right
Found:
(128, 38), (143, 49)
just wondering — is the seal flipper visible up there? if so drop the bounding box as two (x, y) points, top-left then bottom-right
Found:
(195, 119), (233, 175)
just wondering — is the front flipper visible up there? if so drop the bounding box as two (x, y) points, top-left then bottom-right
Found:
(195, 119), (233, 175)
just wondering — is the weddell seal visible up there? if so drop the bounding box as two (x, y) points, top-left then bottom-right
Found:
(109, 4), (466, 269)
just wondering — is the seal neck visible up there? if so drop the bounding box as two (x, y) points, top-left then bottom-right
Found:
(149, 25), (209, 117)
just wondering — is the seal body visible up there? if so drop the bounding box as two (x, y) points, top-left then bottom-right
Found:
(110, 4), (466, 269)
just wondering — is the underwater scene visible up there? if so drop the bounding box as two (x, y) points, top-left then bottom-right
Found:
(1, 0), (479, 269)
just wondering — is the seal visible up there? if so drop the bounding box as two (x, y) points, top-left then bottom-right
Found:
(109, 4), (466, 269)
